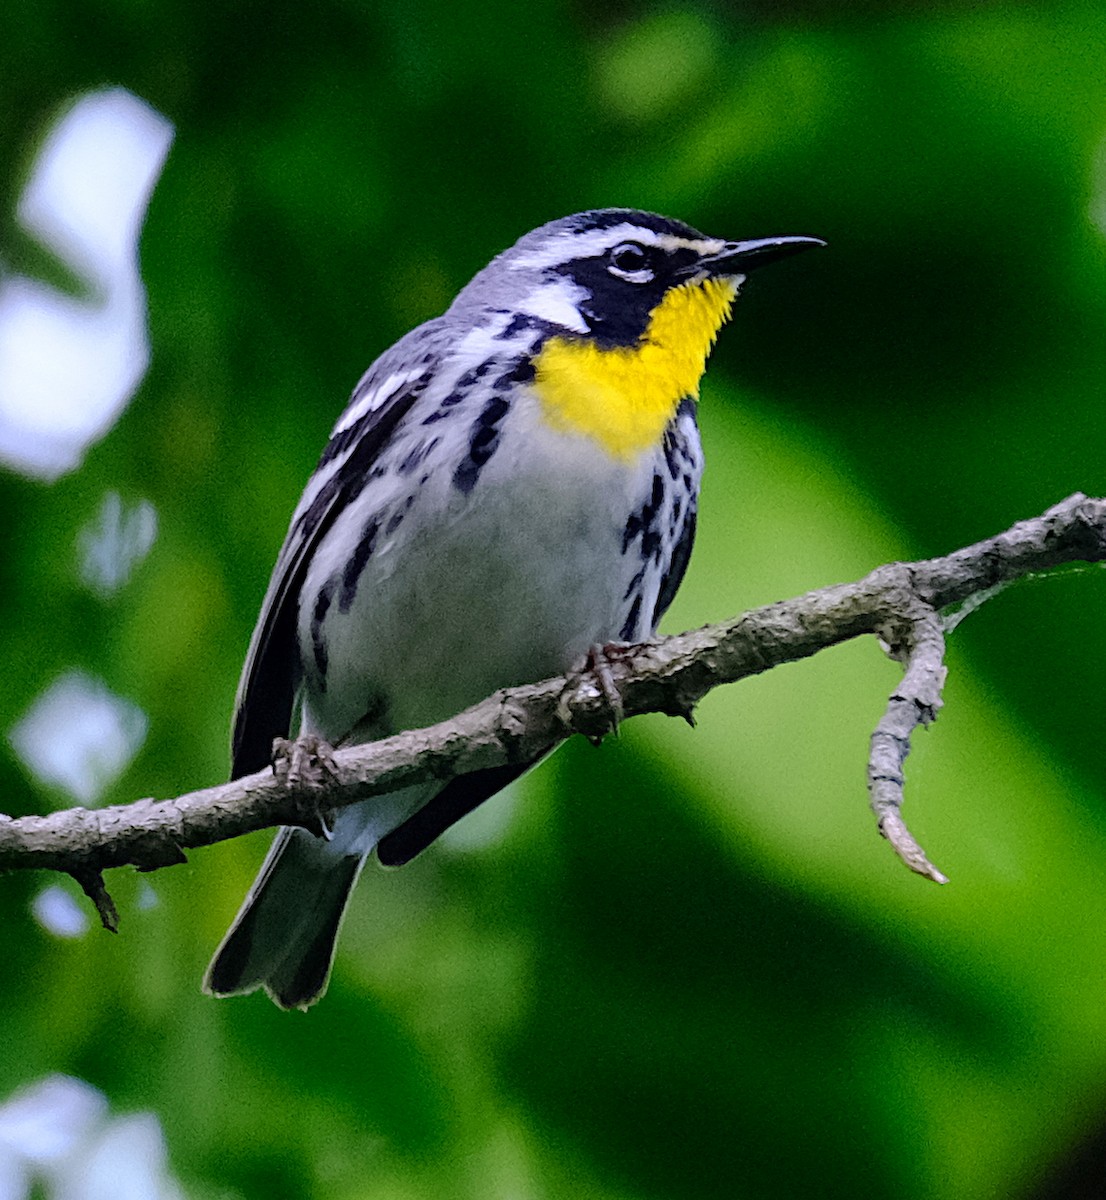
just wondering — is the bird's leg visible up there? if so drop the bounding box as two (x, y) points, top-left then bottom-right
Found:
(271, 734), (340, 839)
(560, 641), (637, 744)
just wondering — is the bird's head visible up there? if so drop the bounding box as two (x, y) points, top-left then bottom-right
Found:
(451, 209), (823, 459)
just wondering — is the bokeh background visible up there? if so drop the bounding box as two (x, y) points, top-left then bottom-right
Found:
(2, 2), (1106, 1197)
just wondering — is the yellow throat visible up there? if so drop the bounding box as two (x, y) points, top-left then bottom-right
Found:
(531, 275), (739, 459)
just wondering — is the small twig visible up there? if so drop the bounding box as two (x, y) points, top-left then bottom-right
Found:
(72, 869), (119, 933)
(869, 600), (950, 883)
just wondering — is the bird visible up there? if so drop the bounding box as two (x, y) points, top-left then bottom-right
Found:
(203, 208), (823, 1009)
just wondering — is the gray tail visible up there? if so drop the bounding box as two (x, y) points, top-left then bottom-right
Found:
(203, 827), (366, 1010)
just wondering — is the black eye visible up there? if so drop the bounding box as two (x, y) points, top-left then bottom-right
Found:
(609, 242), (650, 275)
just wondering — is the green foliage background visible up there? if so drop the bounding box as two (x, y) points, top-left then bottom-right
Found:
(3, 2), (1106, 1196)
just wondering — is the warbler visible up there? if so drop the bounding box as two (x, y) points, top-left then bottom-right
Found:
(204, 209), (822, 1009)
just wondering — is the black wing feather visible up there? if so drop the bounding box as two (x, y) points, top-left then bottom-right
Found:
(230, 381), (426, 779)
(376, 762), (532, 866)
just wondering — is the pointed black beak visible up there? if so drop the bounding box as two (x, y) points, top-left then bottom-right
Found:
(703, 235), (826, 275)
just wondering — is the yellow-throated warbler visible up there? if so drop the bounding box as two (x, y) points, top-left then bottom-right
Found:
(204, 209), (823, 1008)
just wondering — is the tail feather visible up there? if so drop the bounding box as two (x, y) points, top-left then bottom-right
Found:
(203, 827), (365, 1010)
(205, 786), (432, 1009)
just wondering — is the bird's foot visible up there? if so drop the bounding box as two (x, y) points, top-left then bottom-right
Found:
(558, 641), (634, 745)
(271, 734), (340, 839)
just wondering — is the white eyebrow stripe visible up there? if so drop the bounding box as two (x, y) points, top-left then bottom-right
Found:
(510, 226), (728, 270)
(510, 225), (656, 269)
(654, 234), (727, 257)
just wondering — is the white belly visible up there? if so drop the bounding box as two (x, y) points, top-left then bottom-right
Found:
(298, 393), (664, 741)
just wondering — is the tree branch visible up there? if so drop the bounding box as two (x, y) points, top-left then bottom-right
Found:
(2, 493), (1104, 925)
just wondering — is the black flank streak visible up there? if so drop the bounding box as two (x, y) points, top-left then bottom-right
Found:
(493, 357), (536, 390)
(310, 576), (337, 683)
(624, 471), (668, 566)
(620, 594), (642, 641)
(653, 506), (698, 627)
(663, 427), (681, 480)
(622, 512), (642, 553)
(479, 396), (511, 425)
(664, 398), (698, 481)
(470, 425), (498, 454)
(453, 462), (480, 496)
(398, 437), (440, 475)
(494, 313), (537, 340)
(453, 361), (493, 389)
(453, 395), (512, 495)
(650, 401), (701, 627)
(339, 519), (379, 613)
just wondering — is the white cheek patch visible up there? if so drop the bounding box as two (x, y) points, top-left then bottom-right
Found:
(333, 367), (426, 435)
(516, 276), (590, 332)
